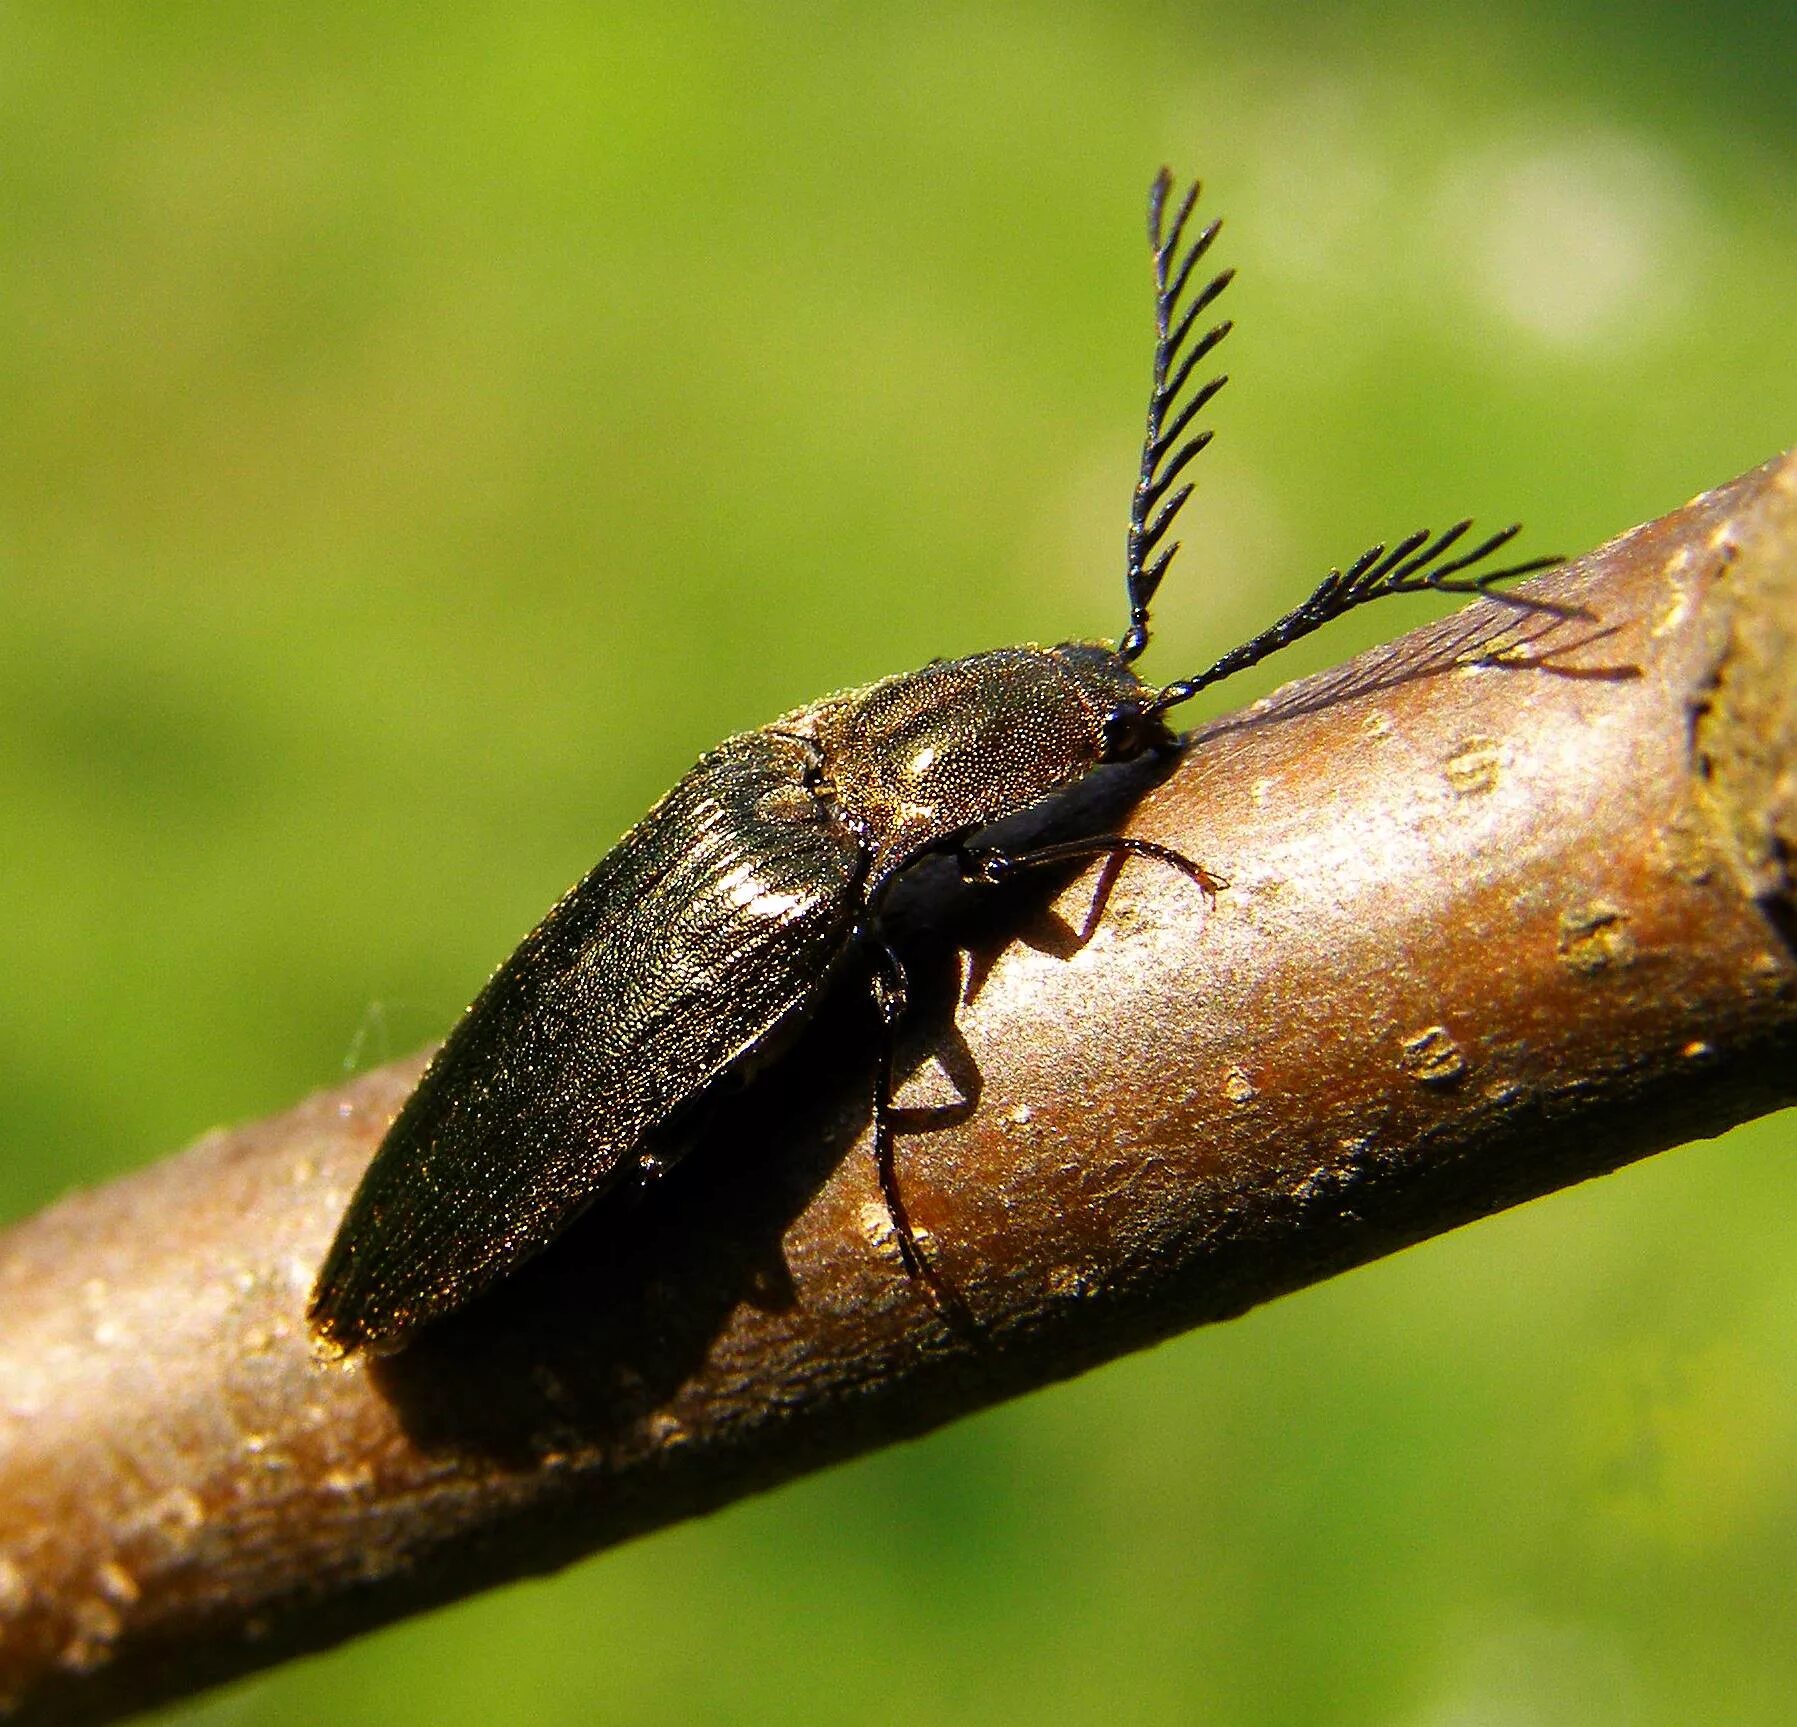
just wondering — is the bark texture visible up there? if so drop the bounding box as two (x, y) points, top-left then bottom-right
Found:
(2, 451), (1794, 1726)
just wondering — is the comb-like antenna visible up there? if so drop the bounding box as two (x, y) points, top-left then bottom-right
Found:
(1146, 521), (1568, 714)
(1120, 169), (1235, 664)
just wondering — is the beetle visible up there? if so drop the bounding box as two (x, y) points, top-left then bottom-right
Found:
(308, 171), (1559, 1355)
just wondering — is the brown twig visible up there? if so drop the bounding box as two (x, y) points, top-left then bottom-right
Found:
(2, 451), (1793, 1727)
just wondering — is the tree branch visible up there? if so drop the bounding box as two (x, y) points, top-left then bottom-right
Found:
(2, 451), (1794, 1727)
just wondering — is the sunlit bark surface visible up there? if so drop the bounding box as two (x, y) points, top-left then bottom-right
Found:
(2, 451), (1793, 1727)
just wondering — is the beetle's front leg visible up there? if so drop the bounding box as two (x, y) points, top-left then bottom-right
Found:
(959, 834), (1227, 902)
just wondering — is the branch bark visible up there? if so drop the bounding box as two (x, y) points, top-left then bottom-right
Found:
(2, 451), (1794, 1726)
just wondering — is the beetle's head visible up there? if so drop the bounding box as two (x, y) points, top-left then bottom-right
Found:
(1047, 641), (1175, 763)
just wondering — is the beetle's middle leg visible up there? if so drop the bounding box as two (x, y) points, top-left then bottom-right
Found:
(869, 942), (975, 1328)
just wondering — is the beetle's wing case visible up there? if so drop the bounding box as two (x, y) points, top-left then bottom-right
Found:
(309, 724), (867, 1354)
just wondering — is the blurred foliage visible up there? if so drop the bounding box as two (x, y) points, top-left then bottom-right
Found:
(1, 3), (1794, 1724)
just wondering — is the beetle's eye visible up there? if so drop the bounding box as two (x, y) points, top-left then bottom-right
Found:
(1102, 700), (1148, 759)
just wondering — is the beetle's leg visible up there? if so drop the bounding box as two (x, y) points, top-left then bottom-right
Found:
(868, 946), (923, 1282)
(868, 944), (974, 1326)
(960, 835), (1226, 902)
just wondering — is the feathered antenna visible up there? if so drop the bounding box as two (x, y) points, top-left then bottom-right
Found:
(1146, 520), (1568, 714)
(1120, 170), (1235, 663)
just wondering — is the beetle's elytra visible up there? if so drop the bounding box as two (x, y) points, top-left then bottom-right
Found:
(308, 171), (1559, 1355)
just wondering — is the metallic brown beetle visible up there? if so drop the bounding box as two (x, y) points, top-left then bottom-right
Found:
(310, 172), (1556, 1354)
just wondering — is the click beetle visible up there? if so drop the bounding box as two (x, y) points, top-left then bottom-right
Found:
(308, 171), (1558, 1355)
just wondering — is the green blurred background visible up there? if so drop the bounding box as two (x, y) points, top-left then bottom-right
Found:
(3, 3), (1795, 1723)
